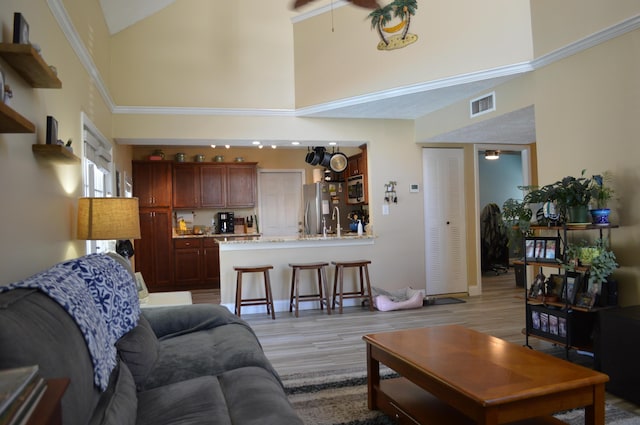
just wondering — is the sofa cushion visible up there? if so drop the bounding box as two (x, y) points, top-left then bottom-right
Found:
(141, 321), (278, 390)
(220, 367), (304, 425)
(116, 315), (159, 389)
(136, 376), (230, 425)
(88, 361), (137, 425)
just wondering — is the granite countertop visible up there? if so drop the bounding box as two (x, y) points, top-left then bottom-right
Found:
(217, 233), (375, 244)
(173, 233), (262, 239)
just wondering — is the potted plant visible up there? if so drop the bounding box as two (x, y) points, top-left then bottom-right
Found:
(589, 171), (614, 225)
(524, 170), (592, 224)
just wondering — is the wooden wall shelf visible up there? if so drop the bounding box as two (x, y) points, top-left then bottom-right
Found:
(32, 144), (80, 164)
(0, 43), (62, 88)
(0, 101), (35, 133)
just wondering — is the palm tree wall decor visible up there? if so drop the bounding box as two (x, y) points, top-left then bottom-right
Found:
(369, 0), (418, 50)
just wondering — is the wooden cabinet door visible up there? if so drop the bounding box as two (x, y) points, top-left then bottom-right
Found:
(174, 239), (203, 286)
(135, 208), (172, 290)
(133, 161), (172, 207)
(226, 164), (256, 208)
(203, 238), (220, 288)
(173, 164), (200, 208)
(200, 165), (226, 207)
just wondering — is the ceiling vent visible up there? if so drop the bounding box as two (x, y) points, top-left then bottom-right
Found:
(470, 92), (495, 118)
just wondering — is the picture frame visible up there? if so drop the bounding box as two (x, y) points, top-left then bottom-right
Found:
(561, 272), (582, 305)
(531, 310), (540, 330)
(558, 317), (567, 337)
(46, 116), (58, 145)
(524, 237), (560, 262)
(549, 315), (559, 335)
(13, 13), (30, 45)
(135, 272), (149, 300)
(528, 272), (545, 299)
(545, 274), (564, 298)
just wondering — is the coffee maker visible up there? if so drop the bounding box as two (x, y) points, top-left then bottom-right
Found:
(217, 212), (234, 234)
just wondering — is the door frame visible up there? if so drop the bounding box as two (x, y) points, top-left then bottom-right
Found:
(472, 144), (533, 296)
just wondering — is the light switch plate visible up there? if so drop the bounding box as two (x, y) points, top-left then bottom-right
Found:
(382, 204), (390, 215)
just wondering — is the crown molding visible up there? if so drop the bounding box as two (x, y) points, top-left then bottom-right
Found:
(48, 1), (639, 119)
(531, 14), (640, 69)
(291, 1), (349, 24)
(48, 0), (115, 112)
(112, 105), (296, 116)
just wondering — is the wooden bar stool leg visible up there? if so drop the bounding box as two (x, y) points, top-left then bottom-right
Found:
(265, 270), (276, 320)
(321, 266), (331, 315)
(289, 268), (296, 313)
(235, 272), (243, 317)
(338, 265), (345, 314)
(316, 268), (324, 311)
(363, 265), (374, 311)
(294, 269), (301, 317)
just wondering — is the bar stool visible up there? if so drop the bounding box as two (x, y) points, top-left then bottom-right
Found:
(233, 265), (275, 319)
(288, 262), (331, 317)
(331, 260), (374, 314)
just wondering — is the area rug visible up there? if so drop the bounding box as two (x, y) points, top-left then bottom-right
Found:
(431, 296), (465, 305)
(282, 368), (640, 425)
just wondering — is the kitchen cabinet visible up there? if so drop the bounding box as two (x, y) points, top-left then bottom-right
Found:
(133, 161), (172, 207)
(203, 238), (220, 288)
(173, 164), (200, 208)
(346, 146), (368, 204)
(173, 237), (220, 289)
(172, 162), (256, 208)
(200, 165), (226, 207)
(135, 208), (173, 290)
(174, 238), (203, 287)
(226, 163), (256, 208)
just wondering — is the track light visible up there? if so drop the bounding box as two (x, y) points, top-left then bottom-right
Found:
(485, 150), (500, 160)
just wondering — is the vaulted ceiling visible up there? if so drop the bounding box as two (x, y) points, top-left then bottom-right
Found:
(97, 0), (535, 143)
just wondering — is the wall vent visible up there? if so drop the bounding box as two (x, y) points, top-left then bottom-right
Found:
(470, 92), (495, 117)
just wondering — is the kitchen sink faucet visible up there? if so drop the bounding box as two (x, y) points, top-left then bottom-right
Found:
(332, 206), (341, 237)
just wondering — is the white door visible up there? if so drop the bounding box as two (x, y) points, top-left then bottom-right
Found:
(258, 170), (303, 237)
(423, 148), (468, 295)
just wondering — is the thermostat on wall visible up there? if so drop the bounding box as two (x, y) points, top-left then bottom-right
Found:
(409, 183), (419, 193)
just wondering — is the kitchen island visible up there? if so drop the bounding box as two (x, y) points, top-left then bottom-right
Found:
(217, 234), (376, 314)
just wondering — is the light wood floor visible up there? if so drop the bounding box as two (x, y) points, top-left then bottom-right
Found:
(191, 271), (640, 416)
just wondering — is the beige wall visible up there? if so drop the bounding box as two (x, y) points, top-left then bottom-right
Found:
(294, 0), (533, 107)
(0, 0), (122, 284)
(2, 0), (638, 306)
(109, 0), (296, 109)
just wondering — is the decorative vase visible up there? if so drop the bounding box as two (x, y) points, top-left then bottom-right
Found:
(567, 205), (590, 224)
(590, 208), (611, 225)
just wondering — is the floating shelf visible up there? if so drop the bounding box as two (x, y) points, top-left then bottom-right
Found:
(0, 43), (62, 88)
(0, 101), (35, 133)
(32, 144), (80, 164)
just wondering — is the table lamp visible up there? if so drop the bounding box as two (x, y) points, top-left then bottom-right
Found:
(77, 197), (141, 259)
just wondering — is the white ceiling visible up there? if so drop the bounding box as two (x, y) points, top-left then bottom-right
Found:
(98, 0), (536, 144)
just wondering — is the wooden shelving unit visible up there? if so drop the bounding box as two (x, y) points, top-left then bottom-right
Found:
(32, 144), (80, 164)
(0, 43), (62, 88)
(0, 101), (35, 133)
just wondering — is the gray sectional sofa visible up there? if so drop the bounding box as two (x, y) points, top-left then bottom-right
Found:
(0, 253), (302, 425)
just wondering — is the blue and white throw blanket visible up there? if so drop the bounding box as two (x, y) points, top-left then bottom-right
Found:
(0, 254), (140, 390)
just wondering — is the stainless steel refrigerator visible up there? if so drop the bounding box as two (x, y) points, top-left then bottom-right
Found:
(303, 181), (349, 235)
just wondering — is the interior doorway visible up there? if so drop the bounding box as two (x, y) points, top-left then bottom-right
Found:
(473, 144), (533, 295)
(258, 169), (304, 237)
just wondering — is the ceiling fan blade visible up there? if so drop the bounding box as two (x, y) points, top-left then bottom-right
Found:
(292, 0), (380, 10)
(292, 0), (315, 9)
(349, 0), (381, 9)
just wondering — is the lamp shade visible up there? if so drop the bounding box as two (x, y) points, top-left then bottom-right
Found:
(77, 197), (141, 240)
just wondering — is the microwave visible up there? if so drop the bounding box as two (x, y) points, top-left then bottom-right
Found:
(347, 174), (364, 204)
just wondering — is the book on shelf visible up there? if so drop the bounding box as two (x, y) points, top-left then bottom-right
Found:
(0, 365), (47, 425)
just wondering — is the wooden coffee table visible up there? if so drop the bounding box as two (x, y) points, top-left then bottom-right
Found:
(363, 325), (609, 425)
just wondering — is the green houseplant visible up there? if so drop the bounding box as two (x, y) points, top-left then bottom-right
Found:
(523, 170), (593, 224)
(589, 171), (614, 224)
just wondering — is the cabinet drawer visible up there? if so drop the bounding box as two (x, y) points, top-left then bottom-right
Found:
(174, 238), (202, 249)
(203, 238), (218, 248)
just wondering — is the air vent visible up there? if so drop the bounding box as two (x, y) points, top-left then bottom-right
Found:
(470, 92), (495, 117)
